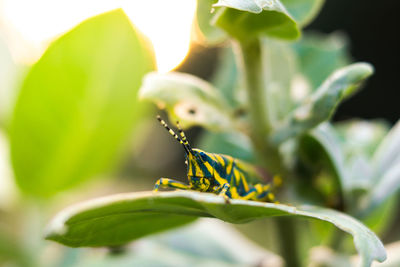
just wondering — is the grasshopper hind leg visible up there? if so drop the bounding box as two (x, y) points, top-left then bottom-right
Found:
(240, 183), (276, 202)
(153, 178), (191, 192)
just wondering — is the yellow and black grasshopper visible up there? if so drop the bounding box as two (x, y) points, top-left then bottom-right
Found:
(154, 116), (282, 202)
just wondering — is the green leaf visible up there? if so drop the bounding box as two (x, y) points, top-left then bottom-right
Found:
(197, 131), (255, 163)
(299, 124), (348, 196)
(281, 0), (325, 26)
(362, 164), (400, 214)
(212, 0), (300, 41)
(297, 206), (385, 267)
(271, 63), (374, 144)
(262, 38), (299, 123)
(371, 120), (400, 182)
(195, 0), (227, 44)
(333, 120), (390, 191)
(361, 195), (397, 235)
(299, 122), (395, 215)
(139, 72), (234, 131)
(10, 9), (155, 197)
(209, 33), (351, 124)
(45, 192), (198, 247)
(335, 120), (390, 161)
(312, 241), (400, 267)
(359, 121), (400, 214)
(292, 32), (351, 91)
(195, 0), (323, 43)
(365, 241), (400, 267)
(45, 191), (386, 266)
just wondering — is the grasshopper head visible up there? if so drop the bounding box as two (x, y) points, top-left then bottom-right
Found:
(157, 116), (213, 190)
(186, 148), (213, 191)
(186, 148), (213, 178)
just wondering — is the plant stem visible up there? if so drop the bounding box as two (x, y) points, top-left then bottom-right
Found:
(236, 38), (282, 174)
(276, 217), (301, 267)
(236, 38), (301, 267)
(237, 39), (271, 134)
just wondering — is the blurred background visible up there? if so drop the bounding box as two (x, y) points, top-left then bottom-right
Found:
(1, 0), (399, 124)
(0, 0), (399, 266)
(0, 0), (199, 203)
(179, 0), (400, 123)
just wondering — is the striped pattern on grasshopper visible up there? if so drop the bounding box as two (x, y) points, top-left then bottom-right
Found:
(154, 116), (281, 202)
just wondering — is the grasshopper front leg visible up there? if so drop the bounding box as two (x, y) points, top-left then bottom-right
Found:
(216, 183), (231, 203)
(153, 178), (191, 192)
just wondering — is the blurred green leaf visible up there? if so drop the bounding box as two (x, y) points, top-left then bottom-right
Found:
(371, 120), (400, 182)
(211, 46), (241, 106)
(299, 124), (348, 196)
(236, 217), (331, 267)
(46, 191), (386, 266)
(146, 220), (279, 266)
(0, 230), (32, 267)
(359, 120), (400, 215)
(66, 220), (281, 267)
(195, 0), (227, 44)
(368, 241), (400, 267)
(0, 35), (18, 128)
(213, 0), (300, 41)
(335, 120), (390, 161)
(262, 38), (299, 123)
(299, 121), (397, 217)
(271, 63), (374, 144)
(334, 120), (390, 191)
(292, 32), (350, 91)
(312, 241), (400, 267)
(281, 0), (325, 26)
(73, 246), (252, 267)
(210, 38), (302, 125)
(10, 9), (155, 197)
(308, 246), (352, 267)
(210, 33), (351, 124)
(0, 130), (17, 208)
(299, 206), (385, 267)
(197, 131), (255, 163)
(362, 164), (400, 215)
(362, 196), (397, 235)
(139, 72), (234, 131)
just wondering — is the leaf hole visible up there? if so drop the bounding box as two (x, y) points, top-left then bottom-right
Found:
(188, 108), (196, 115)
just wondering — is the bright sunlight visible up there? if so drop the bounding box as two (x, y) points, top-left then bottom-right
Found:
(0, 0), (197, 72)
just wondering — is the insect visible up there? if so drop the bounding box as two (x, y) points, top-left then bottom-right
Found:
(154, 116), (282, 202)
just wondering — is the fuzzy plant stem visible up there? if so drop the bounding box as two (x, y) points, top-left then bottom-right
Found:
(236, 38), (283, 175)
(276, 217), (301, 267)
(237, 38), (301, 267)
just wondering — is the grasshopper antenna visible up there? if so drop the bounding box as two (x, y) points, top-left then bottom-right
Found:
(176, 120), (193, 153)
(157, 115), (191, 155)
